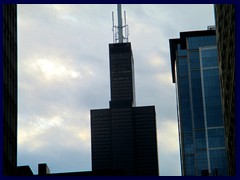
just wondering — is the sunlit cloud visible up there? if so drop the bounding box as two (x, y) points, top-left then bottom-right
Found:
(51, 5), (79, 24)
(31, 58), (80, 80)
(18, 116), (64, 143)
(18, 114), (91, 152)
(157, 120), (179, 153)
(149, 56), (166, 67)
(52, 4), (72, 12)
(156, 72), (172, 85)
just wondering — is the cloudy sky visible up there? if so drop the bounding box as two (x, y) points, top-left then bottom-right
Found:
(17, 4), (215, 176)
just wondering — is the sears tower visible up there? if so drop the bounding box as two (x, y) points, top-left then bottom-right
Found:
(90, 5), (159, 176)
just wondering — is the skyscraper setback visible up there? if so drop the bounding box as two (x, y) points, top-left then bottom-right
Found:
(90, 5), (159, 176)
(169, 29), (228, 176)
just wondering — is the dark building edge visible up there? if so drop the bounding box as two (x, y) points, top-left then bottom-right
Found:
(236, 3), (240, 177)
(16, 164), (125, 176)
(0, 3), (3, 176)
(3, 4), (18, 176)
(214, 4), (236, 176)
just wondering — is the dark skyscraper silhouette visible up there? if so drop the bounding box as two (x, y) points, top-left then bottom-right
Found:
(3, 4), (18, 175)
(90, 5), (159, 176)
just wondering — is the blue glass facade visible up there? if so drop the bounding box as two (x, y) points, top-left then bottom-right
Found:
(170, 30), (228, 176)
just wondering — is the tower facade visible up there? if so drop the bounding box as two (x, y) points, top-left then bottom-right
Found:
(109, 43), (135, 108)
(169, 30), (228, 176)
(3, 4), (18, 175)
(91, 43), (158, 175)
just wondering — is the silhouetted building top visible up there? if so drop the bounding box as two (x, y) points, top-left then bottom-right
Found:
(45, 169), (125, 176)
(214, 4), (235, 176)
(169, 29), (228, 176)
(38, 163), (50, 175)
(16, 166), (34, 176)
(3, 4), (18, 176)
(16, 163), (125, 176)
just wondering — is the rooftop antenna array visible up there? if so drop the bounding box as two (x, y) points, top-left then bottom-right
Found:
(112, 4), (129, 43)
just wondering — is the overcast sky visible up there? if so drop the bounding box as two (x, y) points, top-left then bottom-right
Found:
(17, 4), (215, 176)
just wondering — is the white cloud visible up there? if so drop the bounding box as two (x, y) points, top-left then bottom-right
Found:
(18, 109), (91, 153)
(158, 120), (180, 153)
(32, 58), (81, 80)
(156, 72), (173, 85)
(157, 120), (181, 176)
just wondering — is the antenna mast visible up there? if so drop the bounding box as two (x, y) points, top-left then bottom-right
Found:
(112, 4), (129, 43)
(117, 4), (123, 43)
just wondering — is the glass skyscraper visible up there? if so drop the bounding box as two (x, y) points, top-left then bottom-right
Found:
(169, 29), (228, 176)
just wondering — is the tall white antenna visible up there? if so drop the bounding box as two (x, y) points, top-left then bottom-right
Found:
(112, 4), (129, 43)
(117, 4), (123, 43)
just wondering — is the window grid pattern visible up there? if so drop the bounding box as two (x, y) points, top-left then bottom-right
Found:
(175, 35), (228, 176)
